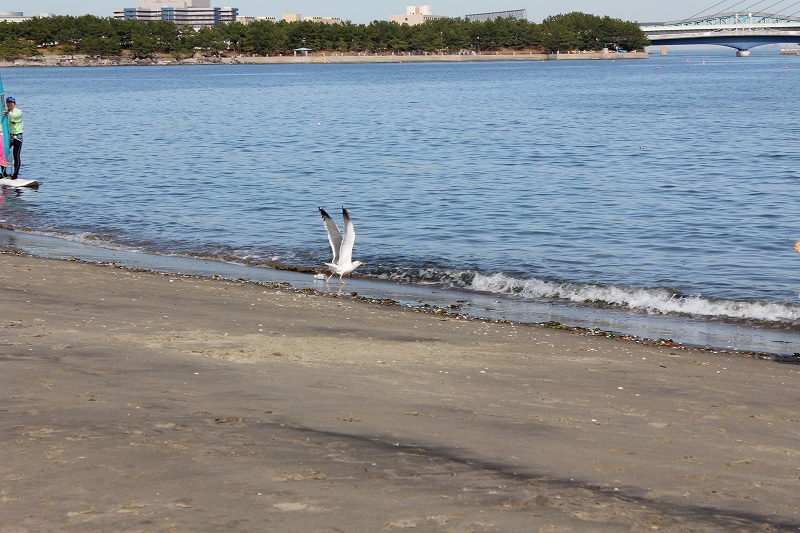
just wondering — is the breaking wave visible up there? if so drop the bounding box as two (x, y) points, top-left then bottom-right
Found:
(7, 226), (800, 327)
(469, 272), (800, 324)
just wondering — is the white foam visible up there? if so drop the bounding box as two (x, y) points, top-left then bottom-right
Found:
(7, 228), (154, 256)
(471, 272), (800, 324)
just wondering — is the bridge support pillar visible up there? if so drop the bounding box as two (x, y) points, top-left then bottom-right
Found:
(661, 45), (668, 56)
(736, 50), (751, 56)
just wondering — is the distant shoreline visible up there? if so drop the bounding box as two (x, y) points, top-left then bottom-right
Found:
(0, 50), (649, 67)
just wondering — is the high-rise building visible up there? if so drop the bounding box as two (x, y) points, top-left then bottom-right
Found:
(113, 0), (237, 27)
(140, 0), (210, 7)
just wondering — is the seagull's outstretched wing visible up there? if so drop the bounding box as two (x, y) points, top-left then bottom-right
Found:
(339, 206), (356, 265)
(319, 207), (342, 264)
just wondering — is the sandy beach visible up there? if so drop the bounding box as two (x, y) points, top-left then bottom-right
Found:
(1, 251), (798, 532)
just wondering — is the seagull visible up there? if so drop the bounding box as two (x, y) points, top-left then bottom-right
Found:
(319, 206), (364, 284)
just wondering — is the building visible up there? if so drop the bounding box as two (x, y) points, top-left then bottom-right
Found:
(113, 0), (238, 28)
(237, 16), (277, 24)
(304, 16), (342, 24)
(389, 5), (447, 26)
(465, 9), (527, 22)
(277, 13), (340, 24)
(0, 11), (55, 22)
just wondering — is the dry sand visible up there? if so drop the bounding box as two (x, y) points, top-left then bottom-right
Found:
(1, 251), (798, 532)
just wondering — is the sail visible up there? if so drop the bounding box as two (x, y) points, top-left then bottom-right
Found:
(0, 71), (10, 168)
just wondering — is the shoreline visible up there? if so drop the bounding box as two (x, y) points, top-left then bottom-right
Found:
(1, 250), (799, 531)
(0, 244), (765, 358)
(2, 227), (799, 357)
(0, 50), (649, 68)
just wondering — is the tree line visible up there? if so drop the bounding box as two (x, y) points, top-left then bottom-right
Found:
(0, 12), (650, 60)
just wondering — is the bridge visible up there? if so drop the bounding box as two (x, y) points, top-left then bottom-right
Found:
(641, 12), (800, 55)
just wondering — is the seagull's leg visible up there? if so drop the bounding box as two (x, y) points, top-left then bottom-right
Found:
(340, 275), (346, 284)
(325, 274), (332, 284)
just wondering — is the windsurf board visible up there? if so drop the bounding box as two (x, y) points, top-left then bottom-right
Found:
(0, 177), (37, 188)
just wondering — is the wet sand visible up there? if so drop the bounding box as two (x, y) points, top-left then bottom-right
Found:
(1, 251), (798, 532)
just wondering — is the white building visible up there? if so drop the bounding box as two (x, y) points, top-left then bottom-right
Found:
(237, 16), (276, 24)
(303, 16), (342, 24)
(0, 11), (55, 22)
(140, 0), (209, 7)
(113, 0), (238, 27)
(389, 5), (447, 26)
(278, 13), (340, 24)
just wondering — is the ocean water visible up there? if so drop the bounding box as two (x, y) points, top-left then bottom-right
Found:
(3, 50), (800, 354)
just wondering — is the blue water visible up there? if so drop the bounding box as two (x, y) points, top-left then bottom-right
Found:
(3, 50), (800, 354)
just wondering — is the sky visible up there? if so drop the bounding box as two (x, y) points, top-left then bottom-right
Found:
(14, 1), (719, 24)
